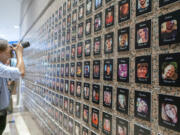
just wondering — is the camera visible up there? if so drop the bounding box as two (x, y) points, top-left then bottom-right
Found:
(12, 41), (30, 48)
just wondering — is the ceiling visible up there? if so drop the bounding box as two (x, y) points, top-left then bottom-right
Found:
(0, 0), (22, 41)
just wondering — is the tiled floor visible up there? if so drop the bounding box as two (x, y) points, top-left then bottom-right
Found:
(2, 96), (43, 135)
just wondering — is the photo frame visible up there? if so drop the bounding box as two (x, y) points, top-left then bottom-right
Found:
(134, 90), (151, 121)
(159, 94), (180, 131)
(65, 63), (69, 77)
(86, 18), (92, 35)
(73, 0), (78, 7)
(78, 22), (84, 39)
(92, 108), (99, 129)
(92, 84), (100, 104)
(69, 118), (74, 133)
(105, 6), (114, 28)
(70, 80), (75, 95)
(75, 102), (81, 118)
(64, 97), (68, 112)
(71, 44), (76, 59)
(82, 127), (88, 135)
(84, 61), (90, 78)
(83, 104), (89, 123)
(93, 60), (100, 79)
(104, 59), (113, 81)
(94, 12), (102, 32)
(77, 42), (83, 58)
(83, 83), (90, 100)
(102, 112), (112, 135)
(86, 0), (92, 15)
(85, 39), (91, 57)
(67, 0), (71, 12)
(135, 20), (151, 49)
(76, 62), (82, 77)
(159, 53), (180, 87)
(95, 0), (102, 10)
(118, 27), (130, 51)
(116, 117), (129, 135)
(135, 55), (151, 84)
(67, 14), (71, 27)
(70, 63), (75, 77)
(69, 99), (74, 114)
(63, 2), (66, 16)
(103, 86), (113, 108)
(117, 57), (129, 82)
(75, 122), (81, 135)
(134, 124), (151, 135)
(72, 9), (77, 24)
(93, 36), (101, 55)
(117, 87), (129, 114)
(118, 0), (130, 23)
(76, 81), (82, 97)
(136, 0), (152, 16)
(104, 32), (114, 54)
(159, 10), (180, 46)
(78, 4), (84, 20)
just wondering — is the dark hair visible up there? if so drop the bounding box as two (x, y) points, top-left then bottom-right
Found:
(0, 39), (8, 52)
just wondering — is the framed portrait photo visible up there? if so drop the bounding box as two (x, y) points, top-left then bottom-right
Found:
(70, 63), (75, 77)
(102, 112), (112, 135)
(94, 12), (102, 32)
(86, 0), (92, 15)
(159, 0), (178, 7)
(135, 20), (151, 49)
(78, 22), (84, 39)
(83, 83), (90, 100)
(136, 0), (152, 16)
(103, 86), (113, 108)
(76, 81), (82, 97)
(82, 127), (88, 135)
(118, 0), (130, 23)
(116, 117), (129, 135)
(134, 90), (151, 121)
(95, 0), (102, 10)
(92, 108), (99, 129)
(71, 44), (76, 59)
(105, 6), (114, 28)
(84, 61), (90, 78)
(93, 60), (100, 79)
(69, 99), (74, 114)
(159, 94), (180, 132)
(104, 59), (113, 81)
(70, 81), (75, 95)
(117, 88), (129, 114)
(159, 10), (180, 46)
(93, 36), (101, 55)
(92, 84), (100, 104)
(83, 104), (89, 123)
(135, 55), (151, 84)
(134, 124), (151, 135)
(104, 32), (114, 54)
(78, 4), (84, 20)
(76, 62), (82, 77)
(85, 18), (92, 35)
(85, 39), (91, 57)
(72, 9), (77, 24)
(118, 27), (129, 51)
(159, 53), (180, 87)
(77, 42), (83, 58)
(75, 102), (81, 118)
(117, 58), (129, 82)
(75, 122), (80, 135)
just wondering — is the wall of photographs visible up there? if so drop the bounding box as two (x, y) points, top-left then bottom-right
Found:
(21, 0), (180, 135)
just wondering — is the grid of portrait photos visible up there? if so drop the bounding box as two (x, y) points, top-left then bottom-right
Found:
(22, 0), (180, 135)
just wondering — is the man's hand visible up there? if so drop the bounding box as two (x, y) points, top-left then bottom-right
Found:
(13, 43), (23, 58)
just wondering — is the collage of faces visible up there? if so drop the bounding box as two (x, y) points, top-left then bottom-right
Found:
(23, 0), (180, 135)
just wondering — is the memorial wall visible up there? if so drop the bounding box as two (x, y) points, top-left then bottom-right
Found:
(21, 0), (180, 135)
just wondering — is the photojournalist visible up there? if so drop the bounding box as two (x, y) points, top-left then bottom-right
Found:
(0, 39), (25, 135)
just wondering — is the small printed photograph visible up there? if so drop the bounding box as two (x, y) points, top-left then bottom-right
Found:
(92, 84), (100, 104)
(134, 124), (151, 135)
(102, 112), (112, 135)
(118, 0), (130, 23)
(82, 127), (88, 135)
(59, 6), (62, 19)
(65, 63), (69, 77)
(117, 88), (129, 114)
(64, 97), (68, 112)
(93, 36), (101, 55)
(75, 102), (81, 118)
(104, 59), (113, 81)
(70, 63), (75, 77)
(135, 55), (151, 84)
(66, 46), (70, 61)
(78, 4), (84, 20)
(65, 80), (69, 93)
(73, 0), (78, 7)
(159, 10), (180, 45)
(116, 117), (129, 135)
(67, 14), (71, 27)
(67, 0), (71, 11)
(135, 20), (151, 49)
(86, 0), (92, 15)
(59, 95), (63, 109)
(93, 60), (100, 79)
(159, 53), (180, 87)
(76, 81), (82, 97)
(85, 39), (91, 57)
(83, 83), (90, 100)
(118, 27), (129, 51)
(77, 42), (83, 58)
(136, 0), (152, 16)
(83, 104), (89, 123)
(72, 9), (77, 24)
(104, 32), (114, 54)
(69, 99), (74, 114)
(103, 86), (113, 108)
(63, 2), (66, 16)
(70, 80), (75, 95)
(159, 0), (178, 7)
(84, 61), (90, 78)
(71, 44), (76, 59)
(72, 25), (77, 34)
(78, 22), (84, 39)
(86, 18), (92, 35)
(61, 48), (65, 61)
(63, 114), (68, 130)
(105, 6), (114, 28)
(76, 62), (82, 77)
(135, 90), (151, 121)
(92, 108), (99, 129)
(75, 122), (80, 135)
(117, 58), (129, 82)
(95, 0), (102, 10)
(68, 118), (73, 133)
(159, 94), (180, 131)
(94, 12), (102, 32)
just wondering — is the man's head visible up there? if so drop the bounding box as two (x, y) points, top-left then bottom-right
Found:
(0, 39), (12, 64)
